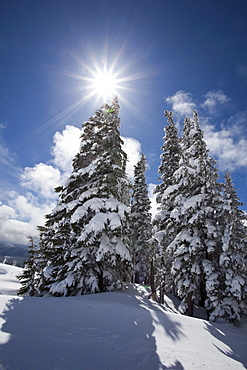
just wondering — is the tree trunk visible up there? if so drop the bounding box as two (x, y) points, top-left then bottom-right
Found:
(200, 280), (207, 307)
(131, 255), (135, 283)
(134, 270), (140, 284)
(150, 258), (157, 301)
(187, 291), (193, 317)
(159, 283), (164, 304)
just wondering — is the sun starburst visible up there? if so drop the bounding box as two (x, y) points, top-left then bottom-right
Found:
(90, 69), (117, 102)
(18, 43), (157, 147)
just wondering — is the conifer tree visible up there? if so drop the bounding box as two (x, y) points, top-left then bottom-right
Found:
(59, 97), (131, 295)
(130, 153), (152, 284)
(21, 97), (132, 296)
(18, 237), (39, 296)
(154, 111), (181, 206)
(153, 110), (181, 295)
(160, 111), (223, 316)
(210, 171), (247, 324)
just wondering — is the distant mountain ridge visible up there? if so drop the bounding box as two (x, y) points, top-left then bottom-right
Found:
(0, 242), (28, 256)
(0, 242), (28, 267)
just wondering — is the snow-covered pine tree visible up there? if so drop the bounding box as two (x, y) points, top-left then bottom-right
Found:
(130, 153), (152, 284)
(36, 208), (72, 295)
(33, 114), (102, 295)
(164, 111), (223, 316)
(153, 110), (181, 295)
(18, 236), (39, 296)
(28, 97), (132, 296)
(155, 111), (181, 198)
(211, 171), (247, 324)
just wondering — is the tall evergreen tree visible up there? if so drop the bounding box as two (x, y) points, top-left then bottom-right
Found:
(130, 153), (152, 284)
(153, 111), (181, 294)
(18, 237), (39, 296)
(158, 111), (223, 316)
(210, 171), (247, 324)
(155, 111), (181, 199)
(21, 97), (132, 296)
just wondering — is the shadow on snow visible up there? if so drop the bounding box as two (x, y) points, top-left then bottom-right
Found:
(204, 319), (247, 369)
(0, 285), (185, 370)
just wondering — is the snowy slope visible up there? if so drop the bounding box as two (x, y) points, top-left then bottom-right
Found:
(0, 263), (246, 370)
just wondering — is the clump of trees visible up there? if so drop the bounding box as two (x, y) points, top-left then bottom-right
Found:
(18, 99), (247, 325)
(153, 110), (247, 324)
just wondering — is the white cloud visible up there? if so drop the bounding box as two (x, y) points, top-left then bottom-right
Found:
(0, 194), (55, 244)
(122, 137), (142, 181)
(201, 90), (230, 114)
(203, 115), (247, 171)
(0, 204), (16, 220)
(166, 90), (196, 117)
(195, 113), (247, 172)
(19, 125), (82, 200)
(0, 125), (81, 243)
(148, 183), (158, 218)
(0, 125), (143, 244)
(20, 163), (61, 199)
(51, 125), (82, 173)
(0, 217), (34, 245)
(0, 125), (81, 244)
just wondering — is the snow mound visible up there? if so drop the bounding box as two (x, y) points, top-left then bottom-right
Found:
(0, 264), (246, 369)
(0, 264), (21, 296)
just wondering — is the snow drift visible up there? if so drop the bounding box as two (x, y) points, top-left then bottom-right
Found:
(0, 263), (246, 369)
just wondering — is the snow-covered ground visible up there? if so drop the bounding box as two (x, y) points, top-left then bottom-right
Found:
(0, 263), (246, 370)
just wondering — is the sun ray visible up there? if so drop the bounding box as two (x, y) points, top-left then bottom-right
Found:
(17, 35), (162, 149)
(15, 91), (95, 150)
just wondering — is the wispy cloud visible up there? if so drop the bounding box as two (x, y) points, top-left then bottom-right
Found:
(165, 89), (247, 173)
(166, 90), (196, 117)
(201, 90), (230, 114)
(0, 122), (7, 130)
(0, 123), (11, 166)
(236, 64), (247, 81)
(0, 126), (22, 197)
(203, 111), (247, 171)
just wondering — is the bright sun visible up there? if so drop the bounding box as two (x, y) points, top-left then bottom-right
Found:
(23, 47), (152, 144)
(92, 70), (117, 101)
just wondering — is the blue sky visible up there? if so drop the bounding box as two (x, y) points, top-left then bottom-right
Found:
(0, 0), (247, 244)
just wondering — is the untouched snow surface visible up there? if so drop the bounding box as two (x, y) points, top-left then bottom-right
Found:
(0, 264), (246, 369)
